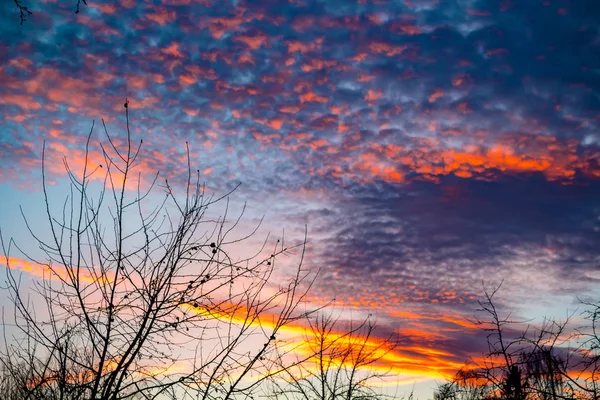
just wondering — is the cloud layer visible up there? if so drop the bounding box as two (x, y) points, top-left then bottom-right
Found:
(2, 0), (600, 387)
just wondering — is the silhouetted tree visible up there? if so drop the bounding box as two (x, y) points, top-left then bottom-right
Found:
(267, 312), (400, 400)
(559, 300), (600, 400)
(436, 284), (582, 400)
(434, 382), (457, 400)
(435, 369), (493, 400)
(520, 348), (567, 400)
(0, 103), (316, 399)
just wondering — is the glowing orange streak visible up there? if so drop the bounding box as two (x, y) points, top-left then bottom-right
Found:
(184, 302), (462, 381)
(24, 360), (120, 389)
(1, 255), (112, 285)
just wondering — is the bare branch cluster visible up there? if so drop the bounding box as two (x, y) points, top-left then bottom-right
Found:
(267, 312), (401, 400)
(435, 283), (600, 400)
(0, 107), (319, 400)
(12, 0), (32, 24)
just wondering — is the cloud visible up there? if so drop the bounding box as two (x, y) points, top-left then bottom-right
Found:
(304, 175), (600, 312)
(2, 0), (600, 387)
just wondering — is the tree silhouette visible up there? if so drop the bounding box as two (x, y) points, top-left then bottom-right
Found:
(267, 312), (400, 400)
(0, 103), (317, 399)
(435, 283), (600, 400)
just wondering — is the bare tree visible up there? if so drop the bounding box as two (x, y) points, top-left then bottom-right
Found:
(557, 300), (600, 400)
(0, 102), (316, 400)
(436, 284), (583, 400)
(434, 369), (493, 400)
(520, 347), (567, 400)
(267, 312), (400, 400)
(434, 382), (457, 400)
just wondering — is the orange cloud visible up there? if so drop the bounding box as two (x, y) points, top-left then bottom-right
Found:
(161, 42), (184, 58)
(182, 64), (218, 82)
(180, 75), (197, 86)
(252, 131), (281, 144)
(238, 53), (255, 64)
(396, 23), (422, 35)
(286, 40), (322, 54)
(351, 152), (405, 183)
(308, 138), (328, 150)
(0, 94), (42, 110)
(1, 255), (111, 285)
(267, 118), (284, 130)
(456, 101), (471, 114)
(357, 72), (374, 82)
(91, 2), (118, 13)
(126, 74), (147, 90)
(300, 58), (339, 72)
(299, 91), (329, 103)
(235, 32), (268, 50)
(146, 7), (177, 25)
(351, 52), (369, 63)
(7, 57), (33, 70)
(368, 41), (407, 56)
(151, 73), (166, 84)
(322, 136), (599, 187)
(428, 88), (444, 103)
(279, 105), (301, 113)
(204, 12), (260, 38)
(330, 104), (348, 115)
(78, 15), (122, 36)
(365, 89), (383, 102)
(11, 66), (125, 117)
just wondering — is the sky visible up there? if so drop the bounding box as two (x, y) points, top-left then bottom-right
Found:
(1, 0), (600, 397)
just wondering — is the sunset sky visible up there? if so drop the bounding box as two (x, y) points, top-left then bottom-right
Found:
(1, 0), (600, 397)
